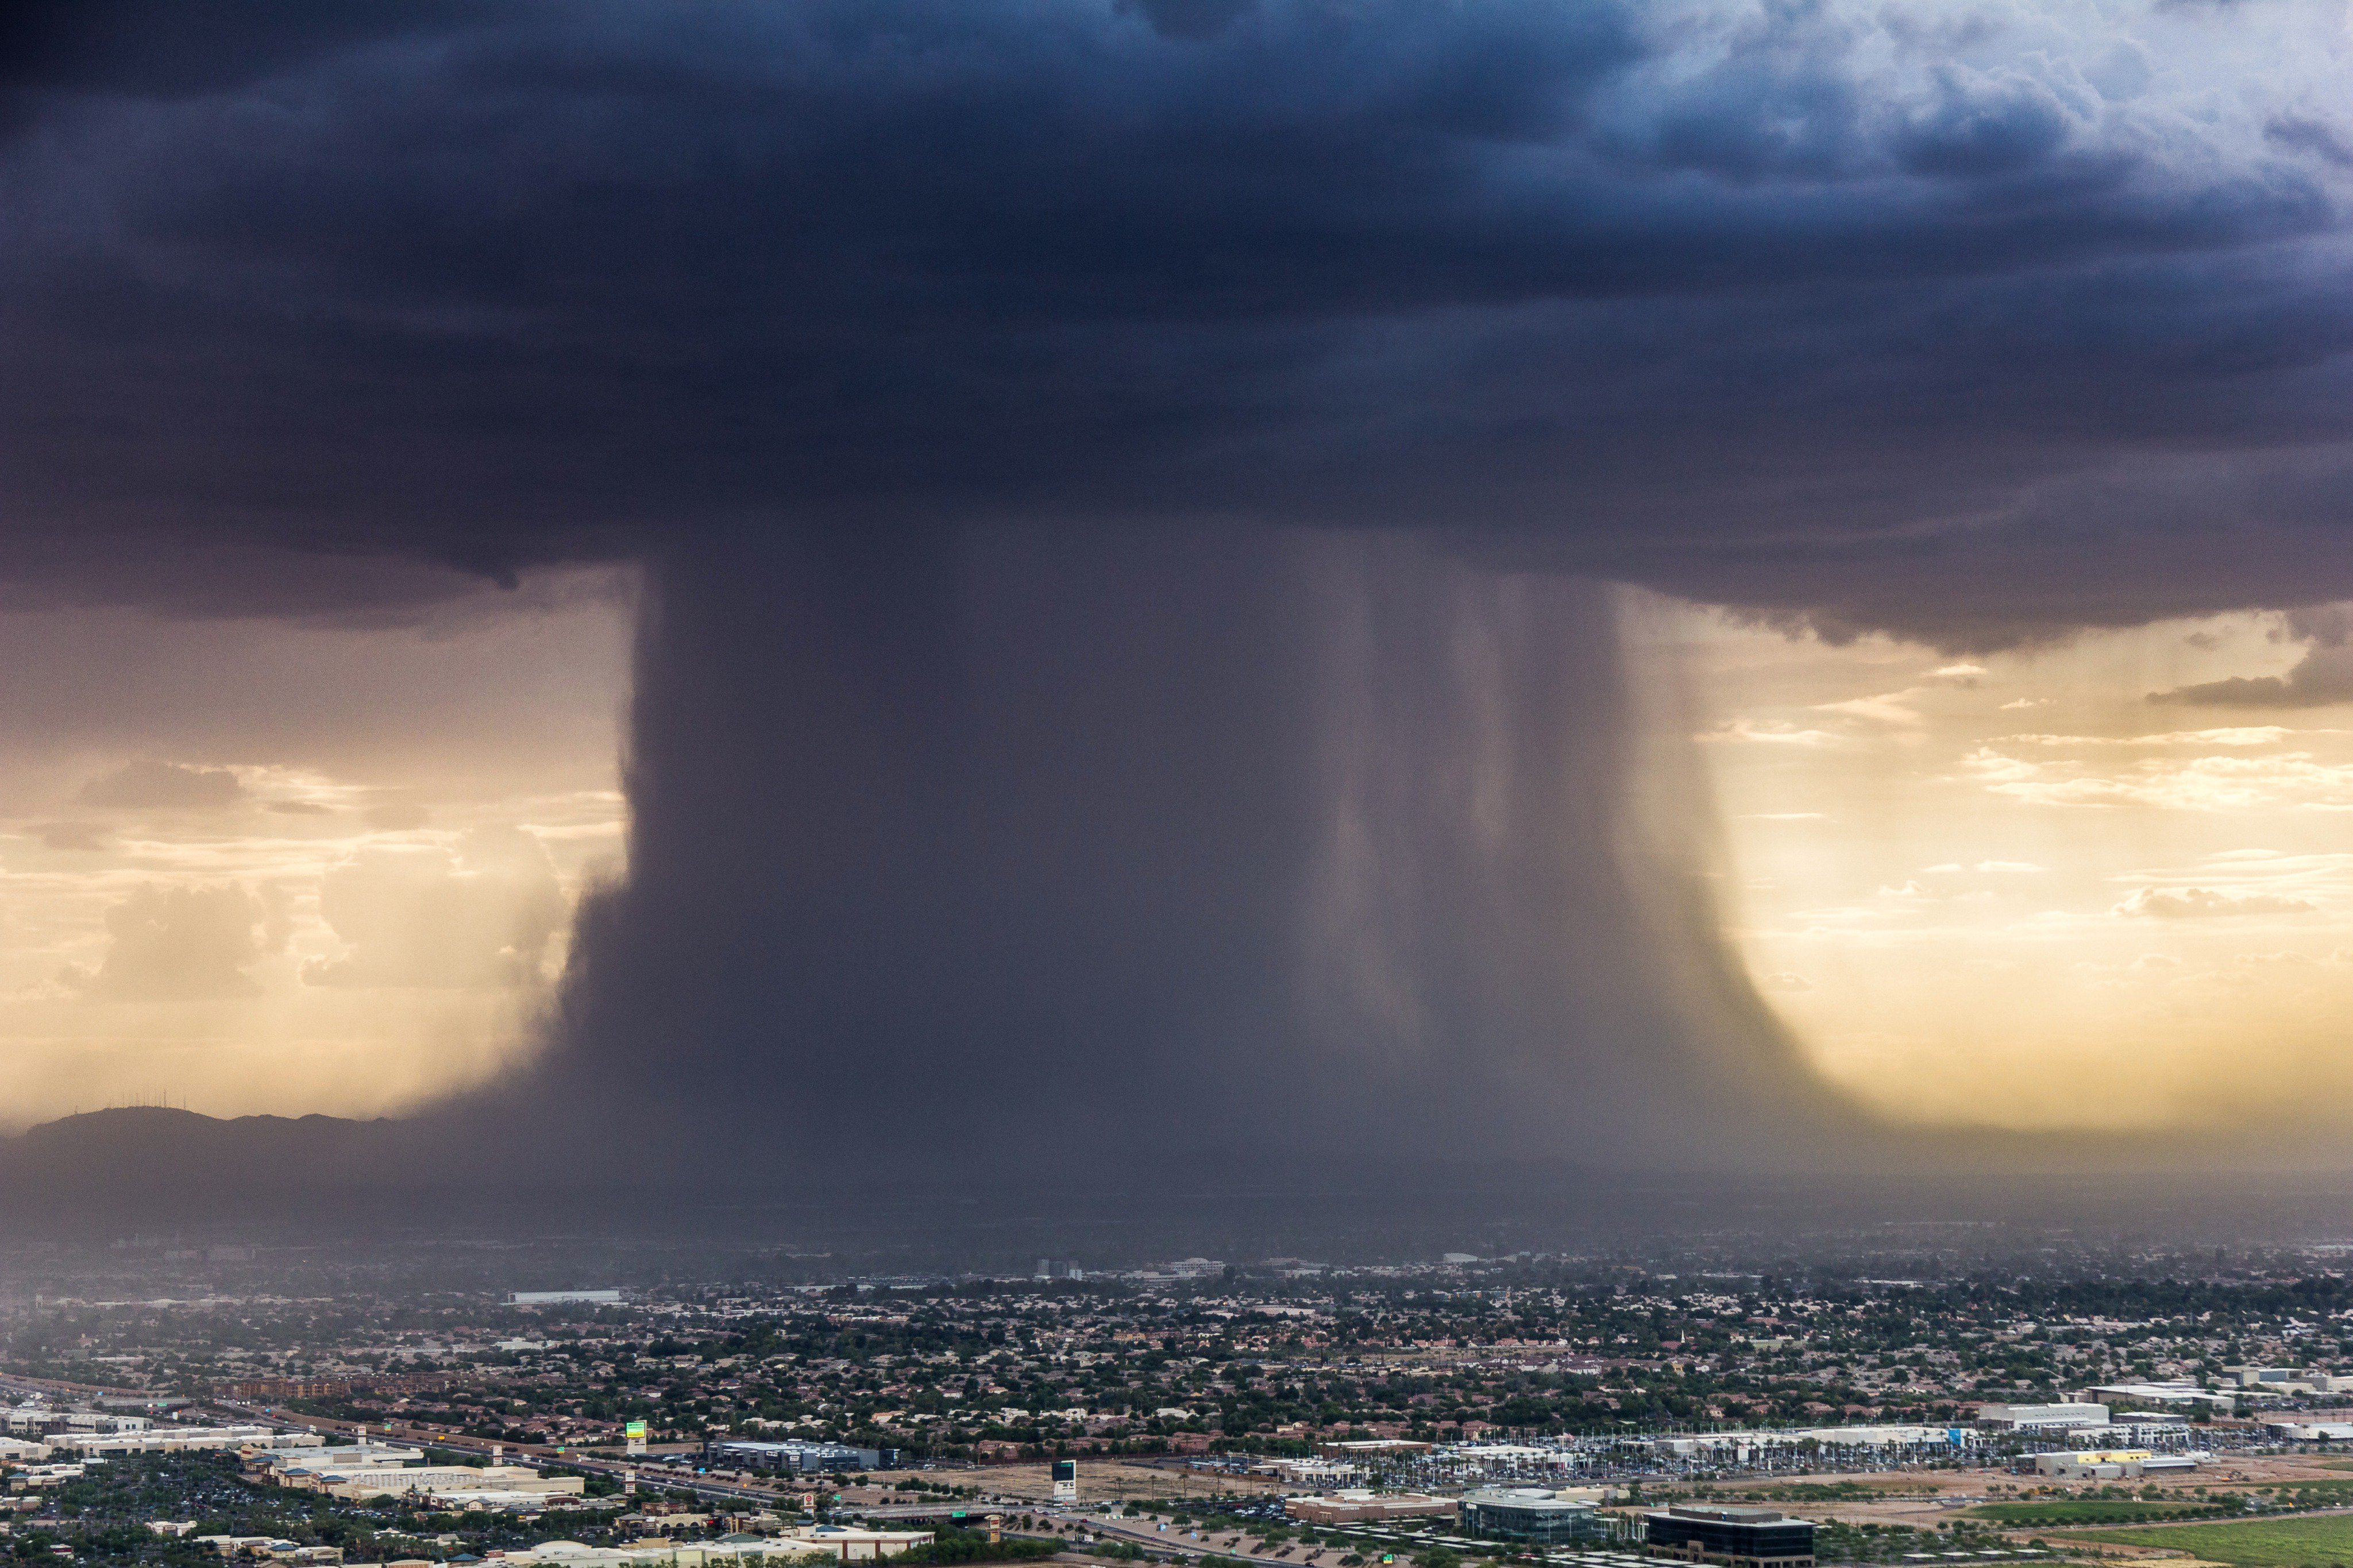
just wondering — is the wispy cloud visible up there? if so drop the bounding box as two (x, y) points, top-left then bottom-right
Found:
(1999, 727), (2296, 747)
(1700, 720), (1841, 746)
(2113, 887), (2319, 919)
(1814, 690), (1923, 726)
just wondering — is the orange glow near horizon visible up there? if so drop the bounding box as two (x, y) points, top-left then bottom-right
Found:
(1647, 594), (2353, 1133)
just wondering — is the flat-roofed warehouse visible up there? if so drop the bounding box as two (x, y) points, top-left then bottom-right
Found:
(1644, 1506), (1815, 1568)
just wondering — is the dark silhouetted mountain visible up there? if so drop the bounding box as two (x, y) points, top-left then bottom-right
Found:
(0, 1106), (414, 1227)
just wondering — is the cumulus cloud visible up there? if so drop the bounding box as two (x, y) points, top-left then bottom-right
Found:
(78, 759), (241, 809)
(63, 883), (286, 1001)
(2113, 887), (2318, 920)
(362, 801), (431, 831)
(302, 826), (564, 990)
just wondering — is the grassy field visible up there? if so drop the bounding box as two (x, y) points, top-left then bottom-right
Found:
(2070, 1516), (2353, 1565)
(1967, 1501), (2221, 1525)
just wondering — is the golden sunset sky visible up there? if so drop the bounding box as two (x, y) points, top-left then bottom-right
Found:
(12, 569), (2353, 1145)
(0, 568), (633, 1125)
(1661, 598), (2353, 1135)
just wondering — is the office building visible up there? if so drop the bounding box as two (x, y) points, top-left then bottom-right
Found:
(1461, 1488), (1609, 1546)
(1643, 1506), (1816, 1568)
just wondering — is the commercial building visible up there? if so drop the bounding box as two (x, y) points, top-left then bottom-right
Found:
(253, 1445), (583, 1504)
(1643, 1507), (1816, 1568)
(772, 1526), (935, 1561)
(1283, 1491), (1456, 1525)
(1974, 1403), (2110, 1431)
(704, 1439), (894, 1474)
(2266, 1422), (2353, 1443)
(2225, 1366), (2353, 1393)
(15, 1464), (90, 1488)
(2086, 1383), (2238, 1412)
(1460, 1488), (1609, 1546)
(263, 1447), (430, 1489)
(2112, 1409), (2190, 1429)
(50, 1426), (276, 1455)
(513, 1290), (624, 1306)
(328, 1466), (583, 1503)
(2032, 1450), (2151, 1480)
(1271, 1459), (1364, 1488)
(1633, 1426), (1974, 1465)
(1314, 1439), (1430, 1459)
(496, 1530), (934, 1566)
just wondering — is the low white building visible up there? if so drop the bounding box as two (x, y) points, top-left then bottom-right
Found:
(15, 1463), (89, 1488)
(2087, 1382), (2241, 1412)
(2266, 1421), (2353, 1443)
(315, 1464), (583, 1501)
(1637, 1424), (1977, 1462)
(50, 1426), (273, 1455)
(1977, 1403), (2111, 1431)
(2033, 1449), (2151, 1480)
(2225, 1367), (2353, 1395)
(498, 1527), (933, 1565)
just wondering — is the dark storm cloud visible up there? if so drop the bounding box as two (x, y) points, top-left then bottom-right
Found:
(2151, 644), (2353, 706)
(5, 1), (2353, 638)
(9, 1), (2353, 1184)
(2153, 606), (2353, 706)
